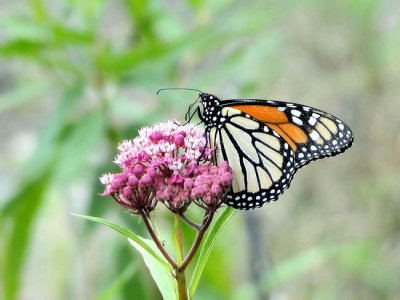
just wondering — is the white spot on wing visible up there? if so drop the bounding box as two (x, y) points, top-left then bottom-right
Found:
(310, 130), (320, 141)
(291, 110), (301, 117)
(308, 117), (317, 126)
(292, 116), (303, 125)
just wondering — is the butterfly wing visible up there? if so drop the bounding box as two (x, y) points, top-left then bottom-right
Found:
(208, 106), (297, 209)
(226, 99), (354, 167)
(206, 98), (353, 210)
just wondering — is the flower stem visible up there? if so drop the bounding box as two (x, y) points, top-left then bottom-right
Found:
(139, 210), (178, 269)
(180, 213), (201, 230)
(174, 214), (184, 264)
(175, 269), (188, 300)
(179, 211), (215, 271)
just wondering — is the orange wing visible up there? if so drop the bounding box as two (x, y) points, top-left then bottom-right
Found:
(230, 105), (307, 151)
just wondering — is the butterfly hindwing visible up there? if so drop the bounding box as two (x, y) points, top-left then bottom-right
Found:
(208, 106), (296, 209)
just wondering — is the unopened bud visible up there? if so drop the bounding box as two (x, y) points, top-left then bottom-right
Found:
(211, 184), (222, 195)
(133, 164), (144, 176)
(122, 186), (133, 197)
(128, 175), (139, 187)
(184, 179), (194, 190)
(139, 174), (152, 187)
(111, 180), (122, 190)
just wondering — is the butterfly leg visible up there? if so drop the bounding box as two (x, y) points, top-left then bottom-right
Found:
(183, 106), (203, 125)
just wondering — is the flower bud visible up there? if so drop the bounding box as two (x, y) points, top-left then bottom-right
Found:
(122, 186), (133, 198)
(210, 166), (219, 175)
(139, 174), (152, 187)
(114, 173), (127, 183)
(220, 172), (233, 185)
(184, 179), (194, 190)
(147, 167), (157, 178)
(191, 188), (200, 198)
(199, 164), (209, 173)
(219, 161), (229, 170)
(211, 184), (222, 196)
(149, 130), (163, 142)
(204, 193), (213, 203)
(156, 190), (165, 201)
(111, 180), (122, 190)
(174, 134), (185, 147)
(154, 177), (165, 190)
(163, 188), (173, 201)
(133, 164), (144, 176)
(128, 175), (139, 187)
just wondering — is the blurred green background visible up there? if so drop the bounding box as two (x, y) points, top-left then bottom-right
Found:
(1, 0), (399, 299)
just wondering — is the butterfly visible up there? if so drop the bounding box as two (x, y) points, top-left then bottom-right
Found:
(159, 88), (354, 210)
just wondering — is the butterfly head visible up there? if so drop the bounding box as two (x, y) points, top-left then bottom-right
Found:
(199, 92), (221, 107)
(184, 92), (222, 123)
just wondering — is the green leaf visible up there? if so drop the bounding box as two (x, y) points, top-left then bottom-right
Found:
(71, 214), (171, 270)
(189, 207), (236, 298)
(172, 214), (183, 265)
(0, 39), (45, 57)
(73, 214), (178, 299)
(129, 238), (178, 300)
(1, 172), (51, 300)
(96, 262), (138, 300)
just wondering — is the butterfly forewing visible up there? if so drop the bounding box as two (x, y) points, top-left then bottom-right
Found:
(226, 100), (353, 168)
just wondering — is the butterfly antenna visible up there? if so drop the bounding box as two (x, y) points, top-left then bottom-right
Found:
(156, 87), (204, 95)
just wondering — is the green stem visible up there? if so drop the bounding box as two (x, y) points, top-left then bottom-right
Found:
(174, 214), (184, 265)
(175, 269), (188, 300)
(139, 210), (178, 269)
(179, 211), (214, 271)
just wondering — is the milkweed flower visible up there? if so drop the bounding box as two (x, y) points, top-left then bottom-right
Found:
(100, 121), (232, 214)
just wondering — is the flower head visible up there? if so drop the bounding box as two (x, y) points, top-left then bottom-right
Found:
(100, 121), (232, 214)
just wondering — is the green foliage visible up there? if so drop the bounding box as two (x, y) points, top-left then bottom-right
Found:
(1, 173), (51, 300)
(189, 207), (236, 298)
(73, 214), (172, 270)
(74, 214), (177, 299)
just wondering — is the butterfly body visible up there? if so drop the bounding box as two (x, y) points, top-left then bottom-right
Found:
(194, 92), (354, 210)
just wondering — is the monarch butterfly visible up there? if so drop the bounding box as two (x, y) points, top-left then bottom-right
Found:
(159, 88), (354, 210)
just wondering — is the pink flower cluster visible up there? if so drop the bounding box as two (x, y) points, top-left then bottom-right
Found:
(100, 121), (232, 213)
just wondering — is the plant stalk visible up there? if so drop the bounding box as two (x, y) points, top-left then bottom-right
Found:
(140, 210), (178, 269)
(174, 214), (184, 264)
(175, 269), (189, 300)
(179, 211), (214, 271)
